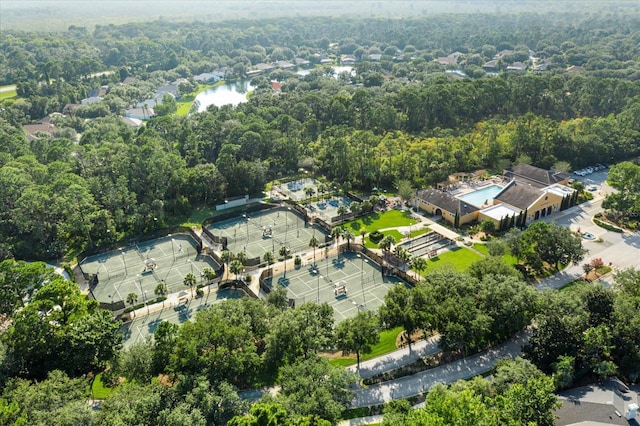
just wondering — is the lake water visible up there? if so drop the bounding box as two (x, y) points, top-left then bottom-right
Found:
(195, 80), (255, 111)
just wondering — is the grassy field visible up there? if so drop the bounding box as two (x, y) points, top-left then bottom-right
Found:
(328, 326), (402, 367)
(179, 205), (217, 228)
(364, 229), (404, 248)
(472, 242), (518, 265)
(0, 89), (17, 100)
(424, 246), (483, 272)
(345, 210), (418, 233)
(91, 373), (115, 399)
(175, 82), (223, 116)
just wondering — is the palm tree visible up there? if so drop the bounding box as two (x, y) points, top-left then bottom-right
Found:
(183, 273), (196, 297)
(154, 282), (168, 307)
(126, 292), (138, 317)
(304, 186), (315, 201)
(331, 226), (344, 247)
(343, 229), (355, 250)
(235, 251), (248, 266)
(360, 229), (367, 244)
(379, 235), (396, 260)
(349, 202), (362, 215)
(411, 256), (427, 277)
(263, 251), (275, 268)
(394, 246), (411, 265)
(309, 235), (319, 266)
(202, 267), (216, 284)
(229, 260), (244, 282)
(337, 205), (347, 217)
(279, 245), (291, 277)
(221, 250), (233, 271)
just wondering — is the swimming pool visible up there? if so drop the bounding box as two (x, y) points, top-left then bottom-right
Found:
(457, 185), (504, 208)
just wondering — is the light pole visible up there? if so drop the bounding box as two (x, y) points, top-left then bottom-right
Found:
(144, 290), (149, 313)
(170, 236), (176, 261)
(136, 274), (144, 312)
(317, 273), (322, 304)
(121, 251), (127, 275)
(284, 207), (291, 246)
(357, 254), (366, 308)
(188, 259), (194, 276)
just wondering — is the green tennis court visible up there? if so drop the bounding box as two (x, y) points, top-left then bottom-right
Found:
(265, 251), (410, 322)
(80, 233), (221, 306)
(120, 287), (246, 348)
(205, 207), (328, 259)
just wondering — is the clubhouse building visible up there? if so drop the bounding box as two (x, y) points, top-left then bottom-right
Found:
(415, 164), (576, 228)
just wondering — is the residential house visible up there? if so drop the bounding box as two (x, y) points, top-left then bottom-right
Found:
(121, 116), (143, 127)
(125, 107), (155, 120)
(255, 63), (275, 72)
(567, 65), (585, 73)
(483, 59), (499, 71)
(294, 58), (311, 67)
(340, 55), (356, 65)
(80, 96), (103, 105)
(368, 53), (382, 62)
(23, 122), (57, 141)
(506, 62), (528, 72)
(554, 378), (639, 426)
(275, 61), (295, 70)
(320, 57), (334, 65)
(436, 56), (458, 66)
(193, 70), (225, 83)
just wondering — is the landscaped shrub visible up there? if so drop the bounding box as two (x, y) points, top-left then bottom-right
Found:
(593, 218), (623, 233)
(369, 230), (384, 243)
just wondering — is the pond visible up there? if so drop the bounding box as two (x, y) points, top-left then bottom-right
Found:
(194, 80), (255, 111)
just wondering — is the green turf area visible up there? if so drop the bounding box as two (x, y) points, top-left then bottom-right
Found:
(179, 205), (217, 228)
(175, 82), (222, 117)
(328, 326), (402, 367)
(472, 243), (489, 255)
(92, 373), (115, 399)
(0, 89), (17, 100)
(345, 210), (418, 234)
(410, 227), (430, 238)
(364, 229), (404, 248)
(472, 242), (518, 265)
(425, 246), (483, 272)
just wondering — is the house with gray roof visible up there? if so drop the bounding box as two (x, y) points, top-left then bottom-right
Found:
(415, 189), (479, 226)
(555, 378), (639, 426)
(504, 163), (570, 188)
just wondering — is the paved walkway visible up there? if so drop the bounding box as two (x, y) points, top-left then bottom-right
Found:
(350, 330), (530, 407)
(348, 335), (441, 379)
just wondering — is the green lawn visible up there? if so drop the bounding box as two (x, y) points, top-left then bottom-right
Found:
(179, 205), (217, 228)
(0, 88), (17, 100)
(91, 373), (115, 399)
(174, 82), (223, 117)
(424, 246), (483, 272)
(328, 326), (402, 367)
(472, 242), (517, 265)
(345, 210), (418, 233)
(472, 243), (489, 255)
(364, 229), (404, 248)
